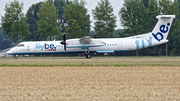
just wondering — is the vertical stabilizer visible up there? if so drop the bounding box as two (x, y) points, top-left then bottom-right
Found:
(152, 15), (175, 42)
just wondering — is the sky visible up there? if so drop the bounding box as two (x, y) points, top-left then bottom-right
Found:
(0, 0), (124, 30)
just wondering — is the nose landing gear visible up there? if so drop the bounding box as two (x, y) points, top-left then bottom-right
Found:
(14, 55), (18, 59)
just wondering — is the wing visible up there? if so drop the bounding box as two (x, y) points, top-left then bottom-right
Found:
(66, 36), (105, 49)
(79, 36), (92, 44)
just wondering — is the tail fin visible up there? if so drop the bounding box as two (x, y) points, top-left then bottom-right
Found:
(152, 15), (175, 42)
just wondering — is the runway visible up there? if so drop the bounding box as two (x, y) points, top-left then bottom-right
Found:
(1, 56), (180, 60)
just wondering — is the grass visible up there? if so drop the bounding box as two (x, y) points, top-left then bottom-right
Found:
(1, 57), (180, 67)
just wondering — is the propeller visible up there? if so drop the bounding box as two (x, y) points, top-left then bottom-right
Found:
(60, 33), (66, 51)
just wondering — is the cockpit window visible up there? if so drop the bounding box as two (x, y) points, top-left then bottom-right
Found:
(16, 44), (24, 47)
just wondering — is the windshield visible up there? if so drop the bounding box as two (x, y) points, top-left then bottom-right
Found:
(16, 44), (24, 47)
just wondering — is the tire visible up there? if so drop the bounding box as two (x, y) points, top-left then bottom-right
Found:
(14, 56), (18, 59)
(87, 54), (91, 59)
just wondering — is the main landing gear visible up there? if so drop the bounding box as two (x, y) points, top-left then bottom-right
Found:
(84, 49), (91, 59)
(86, 54), (91, 59)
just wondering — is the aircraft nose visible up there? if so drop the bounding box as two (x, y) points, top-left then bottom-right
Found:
(6, 50), (11, 55)
(7, 49), (13, 55)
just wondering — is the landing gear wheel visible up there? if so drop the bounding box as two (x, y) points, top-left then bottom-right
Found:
(14, 55), (18, 59)
(86, 54), (91, 59)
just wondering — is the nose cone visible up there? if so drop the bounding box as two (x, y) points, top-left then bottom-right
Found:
(6, 48), (14, 55)
(6, 50), (11, 55)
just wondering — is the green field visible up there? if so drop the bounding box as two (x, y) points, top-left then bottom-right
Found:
(1, 57), (180, 67)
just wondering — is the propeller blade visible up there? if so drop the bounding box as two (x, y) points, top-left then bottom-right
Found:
(60, 33), (66, 51)
(63, 33), (66, 42)
(64, 44), (66, 51)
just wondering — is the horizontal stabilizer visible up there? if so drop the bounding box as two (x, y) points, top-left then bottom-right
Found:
(156, 15), (175, 19)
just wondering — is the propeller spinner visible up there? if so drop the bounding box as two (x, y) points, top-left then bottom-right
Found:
(60, 33), (66, 51)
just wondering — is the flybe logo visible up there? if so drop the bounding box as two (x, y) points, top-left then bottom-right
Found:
(152, 23), (170, 41)
(35, 43), (56, 51)
(135, 37), (152, 49)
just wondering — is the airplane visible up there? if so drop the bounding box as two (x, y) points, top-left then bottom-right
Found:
(7, 15), (175, 59)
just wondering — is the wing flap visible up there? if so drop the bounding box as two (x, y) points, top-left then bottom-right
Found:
(96, 51), (114, 53)
(67, 45), (104, 49)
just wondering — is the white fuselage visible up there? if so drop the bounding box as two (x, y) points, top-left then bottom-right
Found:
(6, 36), (168, 55)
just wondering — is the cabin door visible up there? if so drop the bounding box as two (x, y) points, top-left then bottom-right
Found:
(117, 41), (121, 50)
(29, 43), (34, 52)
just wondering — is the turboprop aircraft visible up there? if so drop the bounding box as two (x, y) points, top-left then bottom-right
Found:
(7, 15), (175, 59)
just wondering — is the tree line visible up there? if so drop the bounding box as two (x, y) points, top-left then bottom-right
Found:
(0, 28), (13, 50)
(1, 0), (180, 56)
(119, 0), (180, 56)
(1, 0), (116, 42)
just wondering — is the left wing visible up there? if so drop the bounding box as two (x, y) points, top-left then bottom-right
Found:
(66, 36), (105, 49)
(79, 36), (92, 44)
